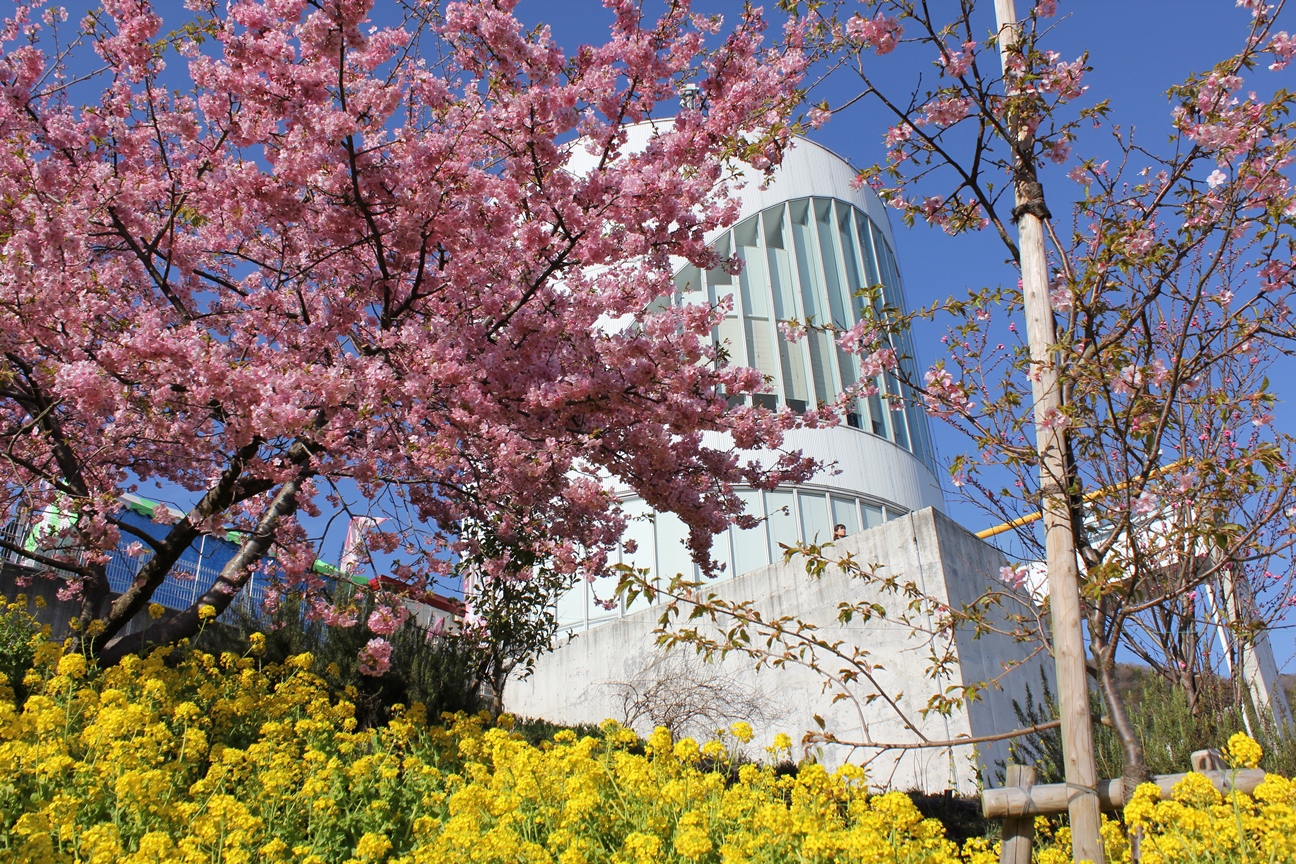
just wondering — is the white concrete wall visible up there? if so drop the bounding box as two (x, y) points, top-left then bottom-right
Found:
(507, 507), (1050, 793)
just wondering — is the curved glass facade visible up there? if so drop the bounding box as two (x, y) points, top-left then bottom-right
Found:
(674, 196), (935, 472)
(555, 190), (941, 633)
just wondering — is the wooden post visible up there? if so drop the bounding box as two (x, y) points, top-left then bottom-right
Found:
(1190, 749), (1226, 773)
(992, 2), (1104, 862)
(982, 767), (1267, 817)
(1000, 764), (1038, 864)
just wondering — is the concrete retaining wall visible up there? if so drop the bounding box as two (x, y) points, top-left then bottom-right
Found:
(506, 507), (1050, 793)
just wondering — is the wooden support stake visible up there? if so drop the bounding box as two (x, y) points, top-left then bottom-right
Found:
(1000, 764), (1038, 864)
(992, 3), (1103, 860)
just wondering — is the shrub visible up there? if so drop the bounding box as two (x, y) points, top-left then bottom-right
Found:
(222, 583), (486, 728)
(1002, 666), (1296, 782)
(0, 596), (40, 704)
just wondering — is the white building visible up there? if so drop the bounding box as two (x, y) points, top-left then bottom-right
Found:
(510, 128), (1045, 792)
(558, 127), (947, 631)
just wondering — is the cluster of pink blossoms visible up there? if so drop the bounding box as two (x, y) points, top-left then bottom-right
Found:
(922, 367), (973, 419)
(917, 95), (972, 128)
(366, 603), (410, 637)
(358, 637), (393, 677)
(844, 13), (902, 54)
(939, 41), (976, 78)
(1270, 31), (1294, 70)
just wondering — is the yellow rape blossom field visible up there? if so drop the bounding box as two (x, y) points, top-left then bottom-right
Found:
(1, 634), (1295, 863)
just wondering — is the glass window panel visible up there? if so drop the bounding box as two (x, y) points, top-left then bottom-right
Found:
(715, 316), (742, 368)
(808, 330), (834, 405)
(836, 205), (864, 323)
(764, 204), (786, 249)
(854, 210), (881, 292)
(831, 496), (860, 537)
(873, 226), (905, 308)
(586, 571), (621, 626)
(675, 264), (704, 305)
(906, 402), (927, 463)
(765, 490), (798, 560)
(620, 500), (656, 616)
(799, 492), (831, 545)
(886, 374), (910, 449)
(762, 207), (793, 329)
(745, 319), (778, 384)
(732, 488), (769, 575)
(810, 200), (837, 324)
(791, 201), (822, 310)
(738, 247), (769, 319)
(555, 579), (586, 631)
(868, 389), (888, 437)
(777, 341), (807, 403)
(863, 504), (885, 530)
(655, 511), (693, 580)
(885, 506), (907, 522)
(707, 233), (733, 288)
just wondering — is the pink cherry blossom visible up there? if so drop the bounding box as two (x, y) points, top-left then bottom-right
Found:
(1132, 491), (1159, 516)
(1270, 32), (1295, 70)
(939, 41), (976, 78)
(366, 603), (410, 637)
(358, 637), (393, 677)
(1039, 408), (1069, 431)
(923, 367), (973, 418)
(917, 95), (972, 127)
(56, 579), (83, 602)
(999, 565), (1028, 589)
(845, 14), (902, 55)
(1236, 0), (1275, 20)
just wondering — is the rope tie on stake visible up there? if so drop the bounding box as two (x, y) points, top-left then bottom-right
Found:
(1012, 179), (1052, 223)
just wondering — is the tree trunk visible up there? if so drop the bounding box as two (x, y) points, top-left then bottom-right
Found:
(93, 439), (265, 647)
(1090, 613), (1151, 792)
(96, 474), (305, 666)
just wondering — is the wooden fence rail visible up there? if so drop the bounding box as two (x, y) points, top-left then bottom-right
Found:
(982, 750), (1265, 864)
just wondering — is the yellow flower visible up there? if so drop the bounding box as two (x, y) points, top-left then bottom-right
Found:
(622, 832), (662, 864)
(1225, 732), (1263, 769)
(674, 737), (701, 764)
(148, 603), (166, 619)
(248, 632), (266, 655)
(354, 832), (393, 861)
(56, 653), (87, 679)
(673, 813), (713, 860)
(198, 604), (217, 621)
(730, 721), (753, 743)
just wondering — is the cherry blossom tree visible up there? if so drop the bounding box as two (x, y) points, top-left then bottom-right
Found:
(0, 0), (813, 665)
(799, 0), (1296, 796)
